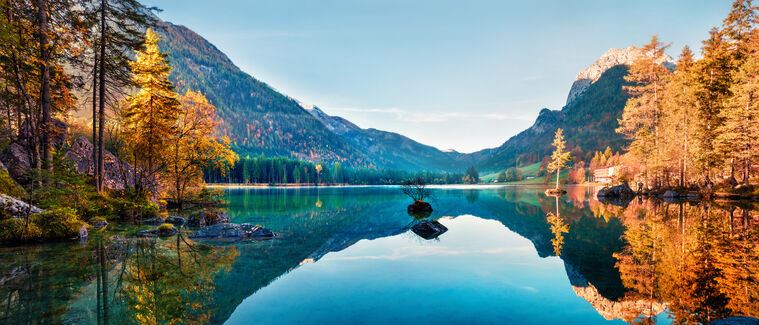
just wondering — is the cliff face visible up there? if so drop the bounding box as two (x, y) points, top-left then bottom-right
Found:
(566, 46), (673, 105)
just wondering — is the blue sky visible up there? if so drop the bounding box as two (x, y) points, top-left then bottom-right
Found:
(146, 0), (729, 153)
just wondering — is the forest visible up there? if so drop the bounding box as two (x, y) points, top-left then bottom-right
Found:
(0, 0), (235, 242)
(611, 1), (757, 194)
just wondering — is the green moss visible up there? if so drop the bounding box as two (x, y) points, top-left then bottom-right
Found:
(0, 168), (27, 199)
(0, 218), (42, 242)
(32, 207), (85, 240)
(158, 223), (175, 231)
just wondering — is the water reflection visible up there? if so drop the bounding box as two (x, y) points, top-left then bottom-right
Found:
(0, 186), (756, 324)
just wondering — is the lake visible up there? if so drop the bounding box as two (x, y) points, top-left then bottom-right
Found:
(0, 186), (756, 324)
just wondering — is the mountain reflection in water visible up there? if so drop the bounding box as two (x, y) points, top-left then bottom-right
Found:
(0, 186), (756, 324)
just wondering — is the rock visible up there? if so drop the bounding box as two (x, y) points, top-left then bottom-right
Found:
(92, 220), (109, 231)
(686, 192), (701, 200)
(141, 217), (165, 226)
(0, 143), (32, 182)
(138, 224), (179, 237)
(79, 225), (88, 239)
(166, 216), (186, 227)
(545, 188), (567, 196)
(0, 194), (43, 218)
(189, 223), (275, 240)
(64, 136), (136, 191)
(411, 220), (448, 240)
(597, 183), (636, 207)
(187, 210), (229, 227)
(662, 190), (680, 198)
(158, 224), (179, 237)
(407, 201), (433, 215)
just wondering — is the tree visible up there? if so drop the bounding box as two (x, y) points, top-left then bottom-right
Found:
(401, 177), (430, 202)
(715, 29), (759, 185)
(121, 28), (180, 197)
(83, 0), (156, 192)
(661, 46), (699, 187)
(165, 90), (237, 207)
(617, 36), (671, 188)
(463, 166), (479, 184)
(314, 163), (322, 185)
(496, 170), (507, 183)
(548, 128), (571, 190)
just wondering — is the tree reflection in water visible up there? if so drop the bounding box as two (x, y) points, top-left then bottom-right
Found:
(119, 234), (238, 324)
(608, 199), (758, 323)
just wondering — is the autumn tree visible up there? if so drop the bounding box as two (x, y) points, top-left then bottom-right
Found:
(82, 0), (156, 192)
(165, 90), (237, 207)
(661, 46), (699, 187)
(714, 29), (758, 185)
(548, 128), (571, 190)
(617, 36), (671, 188)
(121, 28), (180, 197)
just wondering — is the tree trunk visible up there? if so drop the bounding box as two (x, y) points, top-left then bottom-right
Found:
(97, 0), (107, 192)
(555, 167), (560, 190)
(92, 52), (99, 190)
(36, 0), (51, 172)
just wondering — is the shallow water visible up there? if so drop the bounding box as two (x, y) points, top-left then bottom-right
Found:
(0, 186), (756, 324)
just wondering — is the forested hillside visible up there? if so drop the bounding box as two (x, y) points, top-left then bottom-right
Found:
(157, 22), (371, 166)
(475, 65), (630, 172)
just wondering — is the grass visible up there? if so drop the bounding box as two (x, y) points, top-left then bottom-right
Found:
(482, 162), (560, 185)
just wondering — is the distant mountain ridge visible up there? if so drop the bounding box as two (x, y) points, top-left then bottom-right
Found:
(158, 20), (653, 174)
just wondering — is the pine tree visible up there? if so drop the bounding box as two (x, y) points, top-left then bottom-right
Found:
(661, 46), (699, 187)
(694, 29), (735, 184)
(617, 36), (672, 188)
(715, 30), (759, 185)
(122, 28), (180, 197)
(548, 128), (571, 190)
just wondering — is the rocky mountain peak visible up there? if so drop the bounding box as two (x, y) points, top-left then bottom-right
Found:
(565, 46), (673, 105)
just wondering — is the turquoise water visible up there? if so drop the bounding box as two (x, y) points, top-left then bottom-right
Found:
(0, 186), (756, 324)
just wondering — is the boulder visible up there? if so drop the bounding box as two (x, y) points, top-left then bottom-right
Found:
(189, 223), (275, 240)
(166, 216), (186, 227)
(411, 220), (448, 240)
(0, 194), (43, 218)
(407, 200), (433, 215)
(0, 143), (32, 182)
(64, 136), (135, 191)
(138, 224), (179, 237)
(597, 183), (636, 207)
(91, 220), (108, 231)
(662, 190), (681, 198)
(187, 210), (229, 227)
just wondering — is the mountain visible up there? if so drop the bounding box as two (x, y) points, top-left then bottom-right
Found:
(157, 21), (470, 172)
(474, 47), (674, 172)
(299, 103), (477, 171)
(157, 20), (667, 174)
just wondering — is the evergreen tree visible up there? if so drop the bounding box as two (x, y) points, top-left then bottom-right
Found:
(715, 30), (759, 185)
(617, 36), (671, 188)
(661, 46), (699, 187)
(122, 28), (180, 197)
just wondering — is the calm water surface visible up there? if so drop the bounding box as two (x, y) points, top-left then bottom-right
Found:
(0, 186), (756, 324)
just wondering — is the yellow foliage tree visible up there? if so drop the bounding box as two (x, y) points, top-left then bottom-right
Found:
(122, 28), (181, 197)
(166, 90), (238, 206)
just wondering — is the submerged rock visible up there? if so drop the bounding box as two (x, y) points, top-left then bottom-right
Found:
(189, 223), (275, 240)
(138, 224), (179, 237)
(141, 217), (165, 226)
(411, 220), (448, 240)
